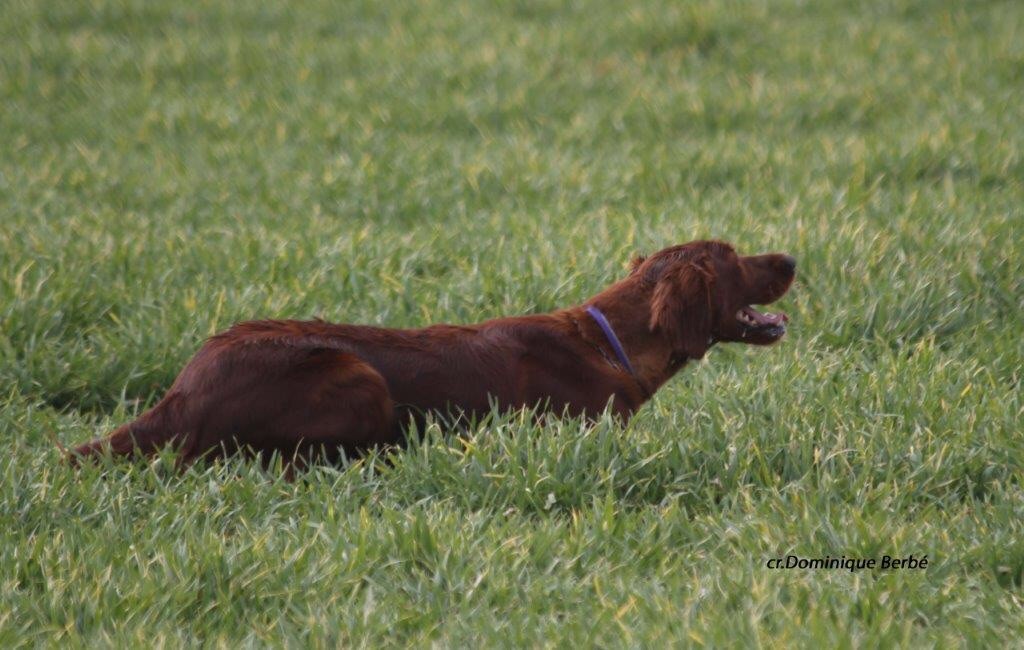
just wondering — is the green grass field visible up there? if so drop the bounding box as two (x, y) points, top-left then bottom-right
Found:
(2, 0), (1022, 645)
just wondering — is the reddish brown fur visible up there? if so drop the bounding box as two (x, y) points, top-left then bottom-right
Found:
(69, 240), (796, 469)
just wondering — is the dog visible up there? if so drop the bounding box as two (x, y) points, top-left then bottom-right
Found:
(69, 240), (795, 468)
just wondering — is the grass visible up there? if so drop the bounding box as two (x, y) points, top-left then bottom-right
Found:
(1, 0), (1022, 645)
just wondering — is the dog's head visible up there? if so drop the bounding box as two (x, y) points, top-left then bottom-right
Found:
(633, 240), (796, 360)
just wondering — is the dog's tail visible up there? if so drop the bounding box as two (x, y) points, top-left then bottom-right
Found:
(67, 396), (186, 465)
(47, 428), (71, 457)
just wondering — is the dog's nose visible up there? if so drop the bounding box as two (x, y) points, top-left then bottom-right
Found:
(779, 255), (797, 273)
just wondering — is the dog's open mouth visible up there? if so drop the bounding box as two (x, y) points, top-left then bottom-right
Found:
(736, 305), (788, 340)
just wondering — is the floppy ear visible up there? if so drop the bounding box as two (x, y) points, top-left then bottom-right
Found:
(648, 259), (715, 360)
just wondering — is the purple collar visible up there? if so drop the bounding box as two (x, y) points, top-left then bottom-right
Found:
(585, 305), (637, 377)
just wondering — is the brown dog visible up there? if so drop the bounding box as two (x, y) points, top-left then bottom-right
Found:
(70, 240), (795, 467)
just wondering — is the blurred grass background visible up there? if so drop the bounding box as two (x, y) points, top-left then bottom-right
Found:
(1, 0), (1022, 645)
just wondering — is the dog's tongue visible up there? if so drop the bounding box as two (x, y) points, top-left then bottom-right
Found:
(743, 306), (787, 326)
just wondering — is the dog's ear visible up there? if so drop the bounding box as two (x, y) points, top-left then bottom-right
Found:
(629, 255), (647, 275)
(649, 257), (715, 360)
